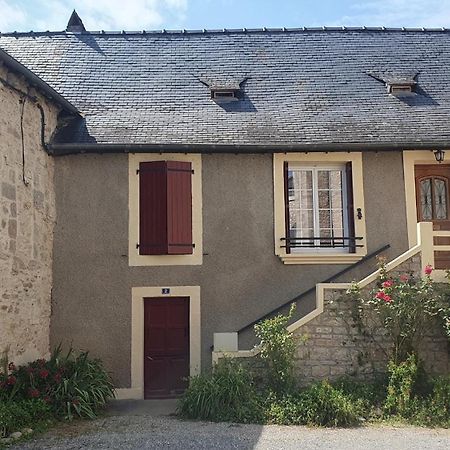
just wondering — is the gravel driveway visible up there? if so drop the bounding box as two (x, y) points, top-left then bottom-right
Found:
(10, 415), (450, 450)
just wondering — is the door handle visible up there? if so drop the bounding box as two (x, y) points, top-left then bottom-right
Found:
(146, 356), (154, 361)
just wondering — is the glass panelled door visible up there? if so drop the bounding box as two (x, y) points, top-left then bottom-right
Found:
(415, 165), (450, 269)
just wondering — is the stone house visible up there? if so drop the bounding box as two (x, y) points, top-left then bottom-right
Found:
(0, 13), (449, 399)
(0, 47), (79, 366)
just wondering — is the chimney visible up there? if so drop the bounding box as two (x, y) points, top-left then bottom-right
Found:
(66, 10), (86, 33)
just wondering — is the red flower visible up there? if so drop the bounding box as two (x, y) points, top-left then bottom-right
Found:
(382, 280), (394, 288)
(375, 291), (393, 303)
(43, 396), (52, 403)
(399, 274), (409, 282)
(425, 265), (433, 275)
(26, 366), (35, 375)
(39, 369), (49, 379)
(54, 373), (62, 383)
(8, 362), (16, 372)
(7, 375), (16, 385)
(29, 388), (40, 398)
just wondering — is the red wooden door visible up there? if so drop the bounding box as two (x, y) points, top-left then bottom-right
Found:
(144, 297), (190, 399)
(415, 165), (450, 269)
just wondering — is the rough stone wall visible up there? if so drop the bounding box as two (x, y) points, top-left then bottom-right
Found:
(0, 64), (59, 365)
(294, 255), (450, 383)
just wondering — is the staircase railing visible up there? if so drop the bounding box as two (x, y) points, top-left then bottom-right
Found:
(237, 243), (390, 335)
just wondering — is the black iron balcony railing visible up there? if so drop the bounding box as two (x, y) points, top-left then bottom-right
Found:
(280, 236), (364, 249)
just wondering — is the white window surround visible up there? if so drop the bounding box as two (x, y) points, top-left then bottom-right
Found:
(274, 153), (367, 264)
(128, 153), (203, 266)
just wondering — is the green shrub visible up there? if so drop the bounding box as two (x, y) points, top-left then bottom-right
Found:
(0, 346), (115, 420)
(178, 358), (263, 423)
(384, 354), (418, 417)
(418, 375), (450, 426)
(0, 399), (52, 438)
(430, 375), (450, 417)
(254, 304), (297, 393)
(333, 376), (387, 415)
(263, 381), (362, 427)
(297, 381), (363, 427)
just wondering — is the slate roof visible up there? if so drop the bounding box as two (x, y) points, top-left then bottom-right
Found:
(1, 28), (450, 150)
(0, 47), (79, 115)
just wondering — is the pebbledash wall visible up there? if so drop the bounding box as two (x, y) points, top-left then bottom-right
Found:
(52, 150), (411, 388)
(0, 63), (60, 364)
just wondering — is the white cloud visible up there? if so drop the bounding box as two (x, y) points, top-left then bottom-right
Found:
(339, 0), (450, 27)
(0, 0), (189, 32)
(0, 1), (27, 30)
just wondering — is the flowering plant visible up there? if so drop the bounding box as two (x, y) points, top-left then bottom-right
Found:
(0, 346), (114, 419)
(348, 258), (450, 364)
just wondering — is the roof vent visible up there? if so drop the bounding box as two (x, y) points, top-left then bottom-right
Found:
(210, 82), (241, 103)
(368, 71), (418, 97)
(387, 79), (416, 95)
(66, 10), (86, 33)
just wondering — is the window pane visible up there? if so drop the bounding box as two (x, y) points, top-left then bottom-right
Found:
(329, 170), (342, 190)
(420, 179), (432, 220)
(317, 170), (330, 189)
(289, 190), (301, 210)
(318, 190), (330, 208)
(319, 210), (331, 229)
(434, 179), (447, 220)
(291, 170), (312, 190)
(331, 191), (342, 209)
(300, 190), (313, 209)
(331, 210), (344, 229)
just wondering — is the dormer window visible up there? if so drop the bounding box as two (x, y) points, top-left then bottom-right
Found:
(388, 83), (415, 95)
(211, 87), (240, 103)
(367, 71), (418, 97)
(198, 77), (247, 104)
(387, 81), (416, 95)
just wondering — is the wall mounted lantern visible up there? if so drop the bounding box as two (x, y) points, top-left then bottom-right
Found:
(434, 149), (445, 163)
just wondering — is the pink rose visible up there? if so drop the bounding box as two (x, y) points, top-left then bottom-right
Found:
(382, 280), (394, 288)
(424, 265), (433, 275)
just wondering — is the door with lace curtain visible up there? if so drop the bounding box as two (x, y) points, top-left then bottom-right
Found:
(415, 165), (450, 269)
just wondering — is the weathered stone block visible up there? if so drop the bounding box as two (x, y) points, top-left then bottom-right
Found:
(1, 182), (16, 200)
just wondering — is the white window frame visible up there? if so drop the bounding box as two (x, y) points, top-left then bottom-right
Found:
(274, 153), (367, 265)
(287, 163), (349, 254)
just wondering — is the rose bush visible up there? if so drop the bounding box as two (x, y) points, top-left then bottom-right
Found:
(348, 259), (450, 364)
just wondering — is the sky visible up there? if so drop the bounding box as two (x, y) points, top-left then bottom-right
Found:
(2, 0), (450, 32)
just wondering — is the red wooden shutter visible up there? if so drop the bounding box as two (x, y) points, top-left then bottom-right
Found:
(166, 161), (193, 255)
(283, 162), (291, 254)
(345, 162), (356, 254)
(139, 161), (193, 255)
(139, 161), (169, 255)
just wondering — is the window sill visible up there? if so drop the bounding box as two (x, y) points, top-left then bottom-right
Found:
(129, 253), (202, 267)
(278, 253), (365, 265)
